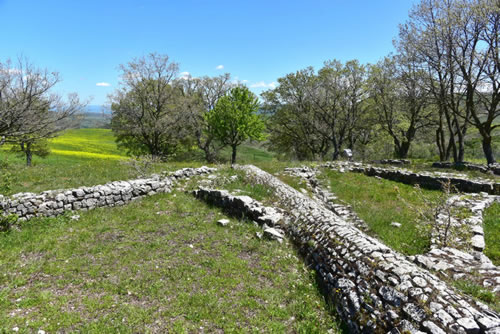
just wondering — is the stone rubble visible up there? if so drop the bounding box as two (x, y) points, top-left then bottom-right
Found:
(232, 164), (500, 334)
(0, 166), (216, 221)
(193, 187), (285, 243)
(323, 161), (500, 195)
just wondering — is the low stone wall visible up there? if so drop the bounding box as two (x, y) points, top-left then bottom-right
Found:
(432, 162), (500, 176)
(372, 159), (411, 166)
(285, 166), (500, 294)
(0, 167), (215, 221)
(226, 165), (499, 334)
(324, 162), (500, 195)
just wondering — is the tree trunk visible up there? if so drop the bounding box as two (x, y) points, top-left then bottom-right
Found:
(436, 113), (447, 161)
(395, 141), (411, 159)
(25, 142), (32, 167)
(204, 147), (216, 163)
(482, 136), (496, 165)
(231, 145), (237, 165)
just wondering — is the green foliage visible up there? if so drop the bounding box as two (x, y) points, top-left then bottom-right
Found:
(11, 138), (51, 158)
(0, 159), (14, 193)
(205, 86), (266, 163)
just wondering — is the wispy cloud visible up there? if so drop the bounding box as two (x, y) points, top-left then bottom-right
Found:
(250, 81), (277, 89)
(215, 65), (224, 70)
(96, 82), (111, 87)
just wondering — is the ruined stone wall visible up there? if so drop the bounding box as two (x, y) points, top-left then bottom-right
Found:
(213, 165), (500, 334)
(324, 162), (500, 195)
(0, 167), (215, 220)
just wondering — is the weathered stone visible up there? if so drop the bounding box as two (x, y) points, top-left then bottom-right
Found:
(379, 286), (406, 306)
(422, 321), (447, 334)
(456, 317), (480, 334)
(217, 219), (230, 226)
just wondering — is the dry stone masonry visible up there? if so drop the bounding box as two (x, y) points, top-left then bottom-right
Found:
(193, 187), (286, 242)
(0, 166), (215, 221)
(415, 193), (500, 293)
(324, 161), (500, 195)
(224, 164), (500, 334)
(432, 162), (500, 176)
(286, 165), (500, 295)
(282, 166), (369, 232)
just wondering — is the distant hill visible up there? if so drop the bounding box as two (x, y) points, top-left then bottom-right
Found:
(86, 105), (111, 114)
(73, 105), (112, 129)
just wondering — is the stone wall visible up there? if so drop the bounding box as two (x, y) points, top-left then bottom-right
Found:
(0, 167), (215, 221)
(324, 162), (500, 195)
(214, 165), (500, 334)
(284, 166), (500, 295)
(432, 162), (500, 176)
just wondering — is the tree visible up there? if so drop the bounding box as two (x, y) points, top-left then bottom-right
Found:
(398, 0), (499, 163)
(0, 57), (84, 165)
(11, 138), (50, 167)
(205, 86), (266, 164)
(367, 54), (433, 159)
(262, 69), (330, 160)
(110, 53), (189, 159)
(179, 73), (234, 162)
(312, 60), (367, 159)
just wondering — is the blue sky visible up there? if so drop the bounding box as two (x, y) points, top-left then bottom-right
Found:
(0, 0), (414, 105)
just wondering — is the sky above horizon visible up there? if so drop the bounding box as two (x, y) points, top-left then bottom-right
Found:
(0, 0), (415, 105)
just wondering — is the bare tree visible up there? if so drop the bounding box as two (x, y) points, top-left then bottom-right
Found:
(399, 0), (499, 163)
(0, 57), (85, 165)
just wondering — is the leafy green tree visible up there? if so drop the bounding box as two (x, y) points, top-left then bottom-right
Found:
(205, 87), (266, 164)
(110, 53), (191, 159)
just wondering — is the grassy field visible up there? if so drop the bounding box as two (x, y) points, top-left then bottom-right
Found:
(0, 129), (343, 332)
(318, 169), (442, 255)
(484, 202), (500, 266)
(0, 128), (498, 331)
(0, 189), (341, 333)
(0, 129), (276, 196)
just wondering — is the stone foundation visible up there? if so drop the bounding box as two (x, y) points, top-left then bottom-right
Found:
(222, 165), (500, 334)
(324, 162), (500, 195)
(0, 166), (215, 221)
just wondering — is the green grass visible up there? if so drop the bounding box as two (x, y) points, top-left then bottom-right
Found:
(453, 280), (499, 312)
(484, 202), (500, 266)
(220, 142), (275, 164)
(0, 129), (278, 196)
(319, 169), (442, 255)
(0, 191), (341, 333)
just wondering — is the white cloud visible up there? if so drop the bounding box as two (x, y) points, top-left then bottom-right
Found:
(0, 68), (22, 75)
(250, 81), (277, 89)
(241, 79), (248, 83)
(96, 82), (111, 87)
(216, 65), (224, 70)
(180, 71), (191, 80)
